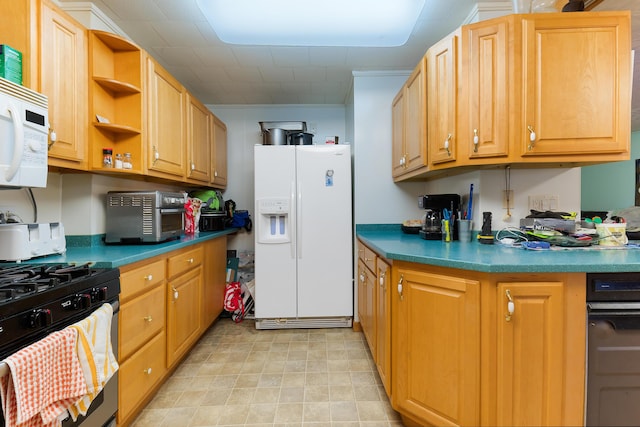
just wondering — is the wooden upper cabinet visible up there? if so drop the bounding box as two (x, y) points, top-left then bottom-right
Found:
(41, 0), (88, 169)
(186, 92), (212, 183)
(428, 31), (458, 167)
(211, 114), (228, 188)
(520, 12), (631, 159)
(88, 30), (143, 173)
(461, 19), (510, 162)
(145, 56), (186, 179)
(391, 88), (406, 178)
(392, 57), (428, 180)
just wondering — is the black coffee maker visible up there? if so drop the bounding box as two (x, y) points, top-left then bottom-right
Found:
(418, 194), (461, 240)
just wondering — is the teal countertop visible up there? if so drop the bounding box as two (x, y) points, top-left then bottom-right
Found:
(11, 229), (238, 268)
(356, 224), (640, 273)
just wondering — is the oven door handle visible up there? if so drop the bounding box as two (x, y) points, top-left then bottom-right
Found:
(159, 208), (185, 215)
(588, 302), (640, 311)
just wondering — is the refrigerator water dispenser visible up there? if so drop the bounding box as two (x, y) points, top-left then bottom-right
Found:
(257, 198), (290, 243)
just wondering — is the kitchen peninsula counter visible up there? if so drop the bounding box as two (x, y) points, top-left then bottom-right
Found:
(17, 228), (238, 268)
(356, 224), (640, 273)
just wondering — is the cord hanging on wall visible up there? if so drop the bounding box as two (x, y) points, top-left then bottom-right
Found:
(503, 166), (512, 221)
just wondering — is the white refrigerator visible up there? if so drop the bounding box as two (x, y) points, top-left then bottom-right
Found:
(254, 144), (353, 329)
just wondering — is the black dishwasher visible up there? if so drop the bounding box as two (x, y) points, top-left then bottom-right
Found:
(586, 272), (640, 426)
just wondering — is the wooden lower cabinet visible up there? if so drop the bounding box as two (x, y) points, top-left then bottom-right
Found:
(357, 259), (376, 352)
(116, 238), (226, 426)
(483, 274), (586, 427)
(375, 258), (391, 395)
(388, 261), (586, 427)
(166, 266), (202, 368)
(392, 263), (480, 427)
(358, 241), (586, 426)
(202, 237), (227, 329)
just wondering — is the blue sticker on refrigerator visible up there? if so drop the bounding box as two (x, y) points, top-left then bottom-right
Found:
(326, 169), (334, 187)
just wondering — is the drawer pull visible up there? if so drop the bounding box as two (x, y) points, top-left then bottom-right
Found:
(187, 258), (194, 264)
(144, 274), (153, 281)
(143, 368), (152, 375)
(143, 315), (153, 323)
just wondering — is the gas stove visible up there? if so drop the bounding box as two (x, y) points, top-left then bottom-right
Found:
(0, 263), (120, 360)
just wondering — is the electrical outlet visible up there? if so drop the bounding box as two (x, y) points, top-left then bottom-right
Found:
(503, 190), (513, 209)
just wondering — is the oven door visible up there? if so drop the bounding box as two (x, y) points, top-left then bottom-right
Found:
(63, 305), (119, 427)
(586, 303), (640, 426)
(159, 207), (184, 239)
(0, 302), (119, 427)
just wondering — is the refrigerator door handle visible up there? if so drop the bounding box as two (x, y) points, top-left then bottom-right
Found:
(291, 180), (296, 259)
(297, 181), (302, 259)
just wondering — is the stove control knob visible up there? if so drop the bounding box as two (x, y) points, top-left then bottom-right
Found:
(91, 287), (108, 302)
(27, 309), (52, 328)
(72, 294), (92, 310)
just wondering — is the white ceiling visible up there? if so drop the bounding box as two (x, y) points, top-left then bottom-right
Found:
(58, 0), (640, 131)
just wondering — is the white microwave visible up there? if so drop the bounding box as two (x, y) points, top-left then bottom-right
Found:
(0, 77), (48, 188)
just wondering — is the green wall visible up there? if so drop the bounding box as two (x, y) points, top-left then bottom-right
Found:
(581, 131), (640, 211)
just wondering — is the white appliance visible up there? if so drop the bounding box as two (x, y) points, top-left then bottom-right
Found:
(254, 144), (353, 329)
(0, 222), (66, 262)
(0, 77), (49, 188)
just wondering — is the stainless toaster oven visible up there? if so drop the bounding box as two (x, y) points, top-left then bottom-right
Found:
(105, 190), (185, 244)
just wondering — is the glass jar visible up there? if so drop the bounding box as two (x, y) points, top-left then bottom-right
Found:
(114, 153), (123, 169)
(123, 152), (132, 169)
(102, 148), (113, 168)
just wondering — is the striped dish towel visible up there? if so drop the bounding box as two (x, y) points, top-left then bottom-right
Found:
(67, 303), (119, 421)
(0, 328), (87, 427)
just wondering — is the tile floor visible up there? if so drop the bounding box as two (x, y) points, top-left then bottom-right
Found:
(131, 318), (404, 426)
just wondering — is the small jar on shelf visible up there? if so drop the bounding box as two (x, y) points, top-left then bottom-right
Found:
(123, 152), (133, 169)
(114, 153), (123, 169)
(102, 148), (113, 168)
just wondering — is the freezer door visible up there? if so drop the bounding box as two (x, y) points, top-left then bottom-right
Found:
(254, 145), (297, 318)
(296, 145), (353, 317)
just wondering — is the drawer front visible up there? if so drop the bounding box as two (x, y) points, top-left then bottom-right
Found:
(118, 331), (166, 423)
(119, 259), (166, 302)
(167, 246), (203, 278)
(363, 245), (377, 273)
(119, 285), (165, 360)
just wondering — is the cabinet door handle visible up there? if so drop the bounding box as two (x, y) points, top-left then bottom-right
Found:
(143, 315), (153, 322)
(144, 274), (153, 282)
(527, 125), (536, 150)
(187, 258), (194, 264)
(153, 146), (160, 163)
(444, 133), (452, 156)
(214, 170), (218, 177)
(48, 128), (57, 149)
(505, 289), (515, 321)
(190, 161), (195, 171)
(172, 286), (179, 300)
(397, 274), (404, 301)
(359, 273), (365, 282)
(473, 129), (479, 153)
(379, 272), (385, 287)
(143, 368), (152, 375)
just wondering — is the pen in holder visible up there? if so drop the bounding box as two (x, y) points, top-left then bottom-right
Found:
(478, 211), (494, 245)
